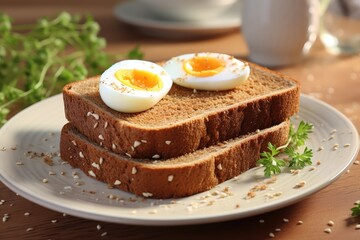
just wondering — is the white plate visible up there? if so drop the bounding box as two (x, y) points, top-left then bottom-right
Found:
(113, 1), (242, 39)
(0, 94), (358, 226)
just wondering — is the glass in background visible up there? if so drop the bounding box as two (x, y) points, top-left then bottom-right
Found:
(320, 0), (360, 55)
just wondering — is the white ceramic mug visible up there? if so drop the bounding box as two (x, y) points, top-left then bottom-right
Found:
(241, 0), (319, 67)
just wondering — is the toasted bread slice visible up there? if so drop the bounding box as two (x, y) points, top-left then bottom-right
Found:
(60, 121), (290, 199)
(63, 62), (299, 159)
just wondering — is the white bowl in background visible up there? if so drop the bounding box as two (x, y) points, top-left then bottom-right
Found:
(136, 0), (238, 21)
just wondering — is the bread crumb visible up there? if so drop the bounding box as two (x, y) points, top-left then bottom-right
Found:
(317, 146), (324, 151)
(316, 161), (321, 165)
(344, 143), (351, 147)
(42, 178), (48, 183)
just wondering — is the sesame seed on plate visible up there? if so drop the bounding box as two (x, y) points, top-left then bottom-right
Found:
(142, 192), (153, 198)
(327, 220), (334, 226)
(42, 178), (48, 183)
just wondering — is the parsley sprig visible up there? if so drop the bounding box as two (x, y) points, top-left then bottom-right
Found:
(0, 12), (143, 126)
(258, 121), (314, 177)
(351, 201), (360, 217)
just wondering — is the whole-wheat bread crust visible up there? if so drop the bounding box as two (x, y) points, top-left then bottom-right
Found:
(60, 121), (290, 199)
(63, 62), (299, 159)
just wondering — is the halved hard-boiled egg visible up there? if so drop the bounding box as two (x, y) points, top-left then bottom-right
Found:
(163, 52), (250, 91)
(99, 60), (172, 113)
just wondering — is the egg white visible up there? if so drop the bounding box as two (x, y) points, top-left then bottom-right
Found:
(163, 52), (250, 91)
(99, 60), (172, 113)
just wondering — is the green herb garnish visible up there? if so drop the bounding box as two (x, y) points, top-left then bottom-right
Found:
(0, 12), (143, 126)
(351, 201), (360, 217)
(258, 121), (314, 177)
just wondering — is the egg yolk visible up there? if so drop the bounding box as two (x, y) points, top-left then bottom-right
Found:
(183, 56), (225, 77)
(115, 69), (163, 91)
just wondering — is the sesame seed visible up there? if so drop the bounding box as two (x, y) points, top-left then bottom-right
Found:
(26, 227), (34, 232)
(91, 162), (100, 170)
(24, 212), (30, 216)
(97, 224), (102, 230)
(142, 192), (153, 198)
(16, 161), (24, 166)
(330, 129), (337, 134)
(112, 143), (116, 150)
(344, 143), (351, 147)
(294, 180), (306, 189)
(79, 151), (84, 158)
(42, 178), (48, 183)
(355, 224), (360, 229)
(217, 163), (223, 170)
(133, 141), (141, 148)
(141, 139), (147, 143)
(317, 146), (324, 151)
(152, 154), (160, 159)
(131, 167), (137, 174)
(259, 219), (265, 223)
(98, 134), (104, 140)
(165, 140), (171, 145)
(168, 175), (174, 182)
(93, 122), (99, 129)
(297, 220), (303, 225)
(49, 171), (56, 176)
(114, 180), (121, 185)
(148, 209), (158, 214)
(99, 157), (104, 164)
(332, 144), (339, 150)
(51, 219), (58, 223)
(104, 122), (108, 128)
(283, 218), (289, 223)
(92, 113), (99, 120)
(275, 228), (281, 232)
(88, 170), (96, 178)
(309, 166), (316, 171)
(324, 228), (332, 233)
(101, 232), (107, 237)
(269, 232), (275, 238)
(316, 161), (321, 165)
(354, 161), (359, 165)
(125, 153), (132, 158)
(86, 112), (92, 117)
(327, 220), (334, 226)
(64, 186), (72, 190)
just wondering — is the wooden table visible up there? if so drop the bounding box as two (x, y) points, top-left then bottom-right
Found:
(1, 1), (360, 239)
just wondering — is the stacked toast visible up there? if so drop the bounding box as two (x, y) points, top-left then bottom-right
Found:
(60, 61), (300, 199)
